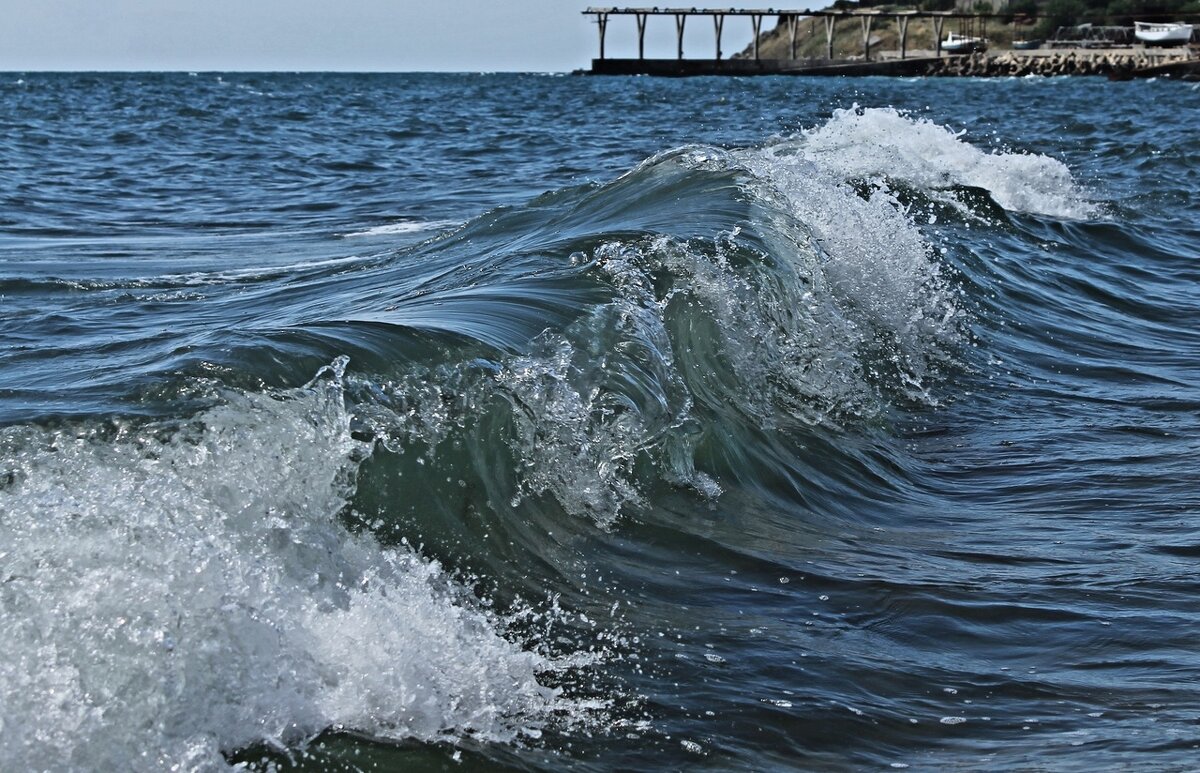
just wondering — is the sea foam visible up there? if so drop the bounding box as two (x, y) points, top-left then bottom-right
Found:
(0, 361), (592, 770)
(344, 220), (460, 238)
(795, 106), (1098, 219)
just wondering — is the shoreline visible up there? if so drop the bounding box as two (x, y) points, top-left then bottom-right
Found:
(585, 48), (1199, 79)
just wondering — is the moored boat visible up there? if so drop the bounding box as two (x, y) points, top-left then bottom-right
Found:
(1012, 38), (1043, 50)
(1134, 21), (1194, 46)
(943, 32), (988, 53)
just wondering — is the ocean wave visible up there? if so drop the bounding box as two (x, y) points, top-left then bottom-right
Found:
(319, 129), (969, 527)
(0, 107), (1110, 768)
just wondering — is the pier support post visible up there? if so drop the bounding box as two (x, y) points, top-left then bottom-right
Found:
(787, 15), (800, 60)
(636, 12), (647, 60)
(898, 15), (910, 59)
(597, 12), (609, 60)
(861, 15), (874, 61)
(752, 14), (763, 61)
(714, 13), (725, 59)
(675, 13), (686, 60)
(934, 15), (945, 57)
(824, 16), (836, 60)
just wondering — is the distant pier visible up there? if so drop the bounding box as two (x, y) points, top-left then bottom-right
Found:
(582, 7), (1199, 78)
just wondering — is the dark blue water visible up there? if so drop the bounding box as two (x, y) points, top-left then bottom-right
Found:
(2, 72), (1198, 771)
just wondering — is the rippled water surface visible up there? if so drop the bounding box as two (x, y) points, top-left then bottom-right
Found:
(1, 72), (1198, 771)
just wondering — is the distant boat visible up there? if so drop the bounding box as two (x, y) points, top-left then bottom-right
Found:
(1134, 21), (1194, 46)
(1012, 39), (1043, 50)
(943, 33), (988, 53)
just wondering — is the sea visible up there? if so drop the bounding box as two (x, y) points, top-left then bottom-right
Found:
(1, 71), (1198, 771)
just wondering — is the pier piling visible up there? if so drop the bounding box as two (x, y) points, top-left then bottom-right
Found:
(596, 11), (609, 60)
(860, 14), (874, 60)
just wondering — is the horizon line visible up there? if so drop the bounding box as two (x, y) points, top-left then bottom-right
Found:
(2, 68), (579, 75)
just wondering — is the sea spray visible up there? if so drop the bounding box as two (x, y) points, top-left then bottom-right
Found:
(0, 361), (601, 770)
(793, 106), (1098, 219)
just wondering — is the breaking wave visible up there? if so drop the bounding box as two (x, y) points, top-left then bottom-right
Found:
(0, 107), (1101, 770)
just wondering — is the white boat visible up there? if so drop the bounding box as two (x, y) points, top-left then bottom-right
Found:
(1134, 21), (1194, 46)
(942, 32), (988, 53)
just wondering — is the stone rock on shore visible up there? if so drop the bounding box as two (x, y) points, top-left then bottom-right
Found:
(926, 51), (1191, 77)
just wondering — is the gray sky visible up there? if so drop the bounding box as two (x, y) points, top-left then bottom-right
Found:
(0, 1), (812, 72)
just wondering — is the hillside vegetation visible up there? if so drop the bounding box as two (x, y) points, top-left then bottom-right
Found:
(741, 15), (1014, 60)
(739, 0), (1199, 59)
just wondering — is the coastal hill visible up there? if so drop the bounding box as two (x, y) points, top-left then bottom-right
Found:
(735, 0), (1200, 58)
(735, 14), (1018, 59)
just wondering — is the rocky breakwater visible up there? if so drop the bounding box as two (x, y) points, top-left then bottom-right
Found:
(927, 50), (1196, 78)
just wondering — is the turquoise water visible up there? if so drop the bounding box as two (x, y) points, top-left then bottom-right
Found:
(1, 72), (1198, 770)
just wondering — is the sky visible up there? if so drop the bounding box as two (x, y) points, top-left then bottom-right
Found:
(0, 1), (814, 72)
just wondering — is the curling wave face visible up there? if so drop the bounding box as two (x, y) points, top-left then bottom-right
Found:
(305, 124), (980, 527)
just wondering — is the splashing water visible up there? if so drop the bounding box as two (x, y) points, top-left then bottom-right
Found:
(794, 106), (1098, 219)
(0, 361), (598, 770)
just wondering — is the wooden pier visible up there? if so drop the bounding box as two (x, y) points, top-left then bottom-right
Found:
(582, 7), (1198, 77)
(585, 6), (1010, 75)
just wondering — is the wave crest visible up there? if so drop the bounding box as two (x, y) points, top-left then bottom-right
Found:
(793, 106), (1097, 219)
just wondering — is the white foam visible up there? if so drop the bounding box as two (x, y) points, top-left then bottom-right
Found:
(794, 106), (1097, 219)
(344, 220), (459, 238)
(151, 254), (371, 286)
(0, 361), (593, 771)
